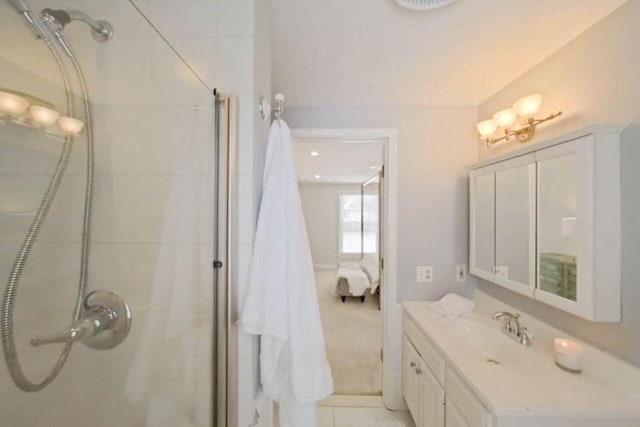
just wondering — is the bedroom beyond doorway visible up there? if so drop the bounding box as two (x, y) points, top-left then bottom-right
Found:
(293, 136), (385, 396)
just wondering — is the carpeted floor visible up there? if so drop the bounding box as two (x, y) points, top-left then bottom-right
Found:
(316, 268), (382, 395)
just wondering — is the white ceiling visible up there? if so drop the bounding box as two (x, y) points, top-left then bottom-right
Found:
(273, 0), (629, 107)
(293, 139), (384, 184)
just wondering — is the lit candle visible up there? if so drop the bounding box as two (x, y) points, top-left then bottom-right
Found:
(554, 338), (583, 373)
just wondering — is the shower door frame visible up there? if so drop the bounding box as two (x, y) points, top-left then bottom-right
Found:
(213, 92), (239, 427)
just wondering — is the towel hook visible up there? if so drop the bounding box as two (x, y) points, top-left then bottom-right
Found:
(259, 93), (285, 121)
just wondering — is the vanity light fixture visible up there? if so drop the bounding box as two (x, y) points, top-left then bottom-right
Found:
(0, 91), (30, 115)
(29, 105), (60, 127)
(309, 151), (319, 157)
(0, 87), (84, 137)
(58, 116), (84, 135)
(477, 94), (562, 148)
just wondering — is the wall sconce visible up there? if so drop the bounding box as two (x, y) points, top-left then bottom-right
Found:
(0, 88), (84, 136)
(477, 94), (562, 148)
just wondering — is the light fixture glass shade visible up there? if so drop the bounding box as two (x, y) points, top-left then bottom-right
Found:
(513, 94), (542, 117)
(476, 119), (498, 138)
(493, 108), (518, 128)
(0, 91), (30, 115)
(29, 105), (60, 126)
(58, 116), (84, 134)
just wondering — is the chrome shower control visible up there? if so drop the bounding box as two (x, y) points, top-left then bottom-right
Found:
(31, 290), (132, 350)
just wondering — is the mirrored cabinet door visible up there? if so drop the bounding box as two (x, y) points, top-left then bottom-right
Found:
(494, 157), (536, 296)
(470, 171), (495, 281)
(536, 149), (579, 303)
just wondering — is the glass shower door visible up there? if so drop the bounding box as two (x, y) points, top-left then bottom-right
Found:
(0, 1), (223, 425)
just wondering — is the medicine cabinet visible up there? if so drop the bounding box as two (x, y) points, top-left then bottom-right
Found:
(470, 127), (622, 321)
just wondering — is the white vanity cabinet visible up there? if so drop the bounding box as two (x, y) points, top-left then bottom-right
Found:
(403, 336), (445, 427)
(469, 127), (622, 321)
(403, 317), (490, 427)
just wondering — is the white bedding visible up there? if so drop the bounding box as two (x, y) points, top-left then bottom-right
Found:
(335, 263), (371, 297)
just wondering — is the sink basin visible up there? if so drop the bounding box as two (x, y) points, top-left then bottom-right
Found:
(443, 314), (533, 366)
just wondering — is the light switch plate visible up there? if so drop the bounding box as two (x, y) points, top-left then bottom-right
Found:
(456, 265), (466, 282)
(417, 266), (433, 283)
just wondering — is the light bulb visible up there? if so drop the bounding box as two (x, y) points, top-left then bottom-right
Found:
(310, 151), (319, 157)
(0, 91), (29, 115)
(314, 174), (321, 179)
(476, 119), (498, 138)
(513, 94), (542, 117)
(493, 108), (518, 128)
(58, 116), (84, 135)
(29, 105), (60, 126)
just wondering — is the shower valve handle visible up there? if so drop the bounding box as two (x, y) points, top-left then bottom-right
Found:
(30, 290), (132, 350)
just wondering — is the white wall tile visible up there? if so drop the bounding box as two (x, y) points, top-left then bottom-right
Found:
(219, 0), (255, 36)
(93, 105), (215, 176)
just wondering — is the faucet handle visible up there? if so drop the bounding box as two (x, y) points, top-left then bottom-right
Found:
(519, 327), (534, 345)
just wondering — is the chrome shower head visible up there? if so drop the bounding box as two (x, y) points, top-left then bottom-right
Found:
(41, 8), (113, 42)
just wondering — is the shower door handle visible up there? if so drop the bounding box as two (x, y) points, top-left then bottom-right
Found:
(30, 290), (132, 350)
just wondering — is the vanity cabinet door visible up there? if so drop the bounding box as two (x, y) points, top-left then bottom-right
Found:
(418, 359), (445, 427)
(403, 336), (421, 423)
(494, 155), (536, 297)
(469, 170), (495, 281)
(445, 401), (470, 427)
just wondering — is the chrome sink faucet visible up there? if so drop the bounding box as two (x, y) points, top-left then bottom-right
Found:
(493, 311), (533, 346)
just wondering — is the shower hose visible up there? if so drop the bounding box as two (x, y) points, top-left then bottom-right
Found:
(1, 35), (95, 392)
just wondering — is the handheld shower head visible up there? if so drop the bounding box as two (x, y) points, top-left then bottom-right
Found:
(41, 8), (113, 42)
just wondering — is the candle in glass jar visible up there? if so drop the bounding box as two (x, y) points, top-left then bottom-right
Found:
(554, 338), (583, 373)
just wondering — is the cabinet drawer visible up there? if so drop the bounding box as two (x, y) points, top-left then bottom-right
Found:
(404, 314), (446, 385)
(445, 366), (492, 427)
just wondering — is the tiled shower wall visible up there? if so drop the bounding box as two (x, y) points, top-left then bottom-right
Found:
(0, 0), (269, 426)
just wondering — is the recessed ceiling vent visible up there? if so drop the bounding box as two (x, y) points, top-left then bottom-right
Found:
(394, 0), (458, 11)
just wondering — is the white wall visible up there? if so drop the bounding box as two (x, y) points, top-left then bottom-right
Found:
(286, 106), (479, 301)
(477, 1), (640, 366)
(299, 183), (361, 266)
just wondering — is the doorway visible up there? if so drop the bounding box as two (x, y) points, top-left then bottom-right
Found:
(292, 129), (402, 410)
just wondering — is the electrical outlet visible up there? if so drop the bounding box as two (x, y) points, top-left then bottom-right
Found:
(417, 266), (433, 283)
(456, 265), (467, 282)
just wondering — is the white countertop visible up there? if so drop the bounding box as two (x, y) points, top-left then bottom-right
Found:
(402, 301), (640, 418)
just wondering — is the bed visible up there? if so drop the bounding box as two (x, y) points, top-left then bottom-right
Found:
(334, 254), (380, 303)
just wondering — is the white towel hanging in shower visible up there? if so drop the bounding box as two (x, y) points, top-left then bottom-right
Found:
(239, 119), (333, 427)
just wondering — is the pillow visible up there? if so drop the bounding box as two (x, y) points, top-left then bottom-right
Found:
(360, 254), (380, 286)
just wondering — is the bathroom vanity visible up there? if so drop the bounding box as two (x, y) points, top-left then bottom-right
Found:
(402, 301), (640, 427)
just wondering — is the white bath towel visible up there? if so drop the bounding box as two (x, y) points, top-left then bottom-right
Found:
(239, 119), (333, 426)
(335, 265), (371, 297)
(430, 293), (475, 318)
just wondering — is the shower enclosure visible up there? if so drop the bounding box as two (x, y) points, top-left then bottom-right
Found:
(0, 1), (235, 425)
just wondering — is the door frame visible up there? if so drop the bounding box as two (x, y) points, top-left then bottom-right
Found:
(291, 128), (403, 410)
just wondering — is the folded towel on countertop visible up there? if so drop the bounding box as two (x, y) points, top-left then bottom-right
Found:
(430, 293), (475, 318)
